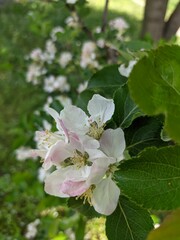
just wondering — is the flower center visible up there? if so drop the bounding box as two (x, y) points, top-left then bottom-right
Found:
(88, 122), (104, 140)
(62, 150), (89, 168)
(78, 185), (95, 205)
(106, 164), (118, 177)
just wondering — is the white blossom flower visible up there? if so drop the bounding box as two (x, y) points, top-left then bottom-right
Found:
(94, 26), (102, 34)
(15, 147), (37, 161)
(45, 128), (125, 215)
(77, 81), (88, 93)
(25, 219), (40, 239)
(58, 52), (72, 68)
(109, 17), (129, 32)
(26, 64), (46, 85)
(65, 15), (79, 28)
(96, 38), (105, 48)
(33, 94), (124, 216)
(43, 40), (57, 63)
(118, 60), (137, 77)
(66, 0), (77, 4)
(48, 94), (115, 138)
(80, 41), (99, 69)
(44, 75), (70, 93)
(50, 26), (64, 41)
(29, 48), (45, 62)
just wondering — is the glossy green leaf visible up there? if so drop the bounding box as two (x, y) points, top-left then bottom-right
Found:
(128, 45), (180, 143)
(113, 85), (143, 128)
(115, 146), (180, 210)
(125, 117), (167, 156)
(147, 210), (180, 240)
(76, 89), (95, 112)
(88, 65), (127, 96)
(106, 196), (153, 240)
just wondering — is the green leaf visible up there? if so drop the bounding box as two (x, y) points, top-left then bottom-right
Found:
(123, 40), (152, 51)
(115, 146), (180, 210)
(125, 117), (167, 156)
(88, 65), (127, 96)
(106, 196), (153, 240)
(128, 45), (180, 143)
(113, 85), (143, 128)
(76, 89), (95, 112)
(147, 210), (180, 240)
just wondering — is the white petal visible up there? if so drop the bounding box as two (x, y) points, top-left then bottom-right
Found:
(86, 157), (111, 185)
(46, 107), (62, 132)
(100, 128), (126, 161)
(44, 169), (69, 197)
(118, 60), (137, 78)
(60, 105), (89, 135)
(87, 94), (115, 127)
(92, 177), (120, 215)
(80, 135), (100, 150)
(43, 140), (74, 168)
(86, 149), (106, 161)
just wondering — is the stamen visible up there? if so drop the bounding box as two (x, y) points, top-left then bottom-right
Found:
(77, 185), (95, 205)
(88, 122), (105, 140)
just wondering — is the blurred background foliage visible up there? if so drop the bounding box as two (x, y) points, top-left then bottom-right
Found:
(0, 0), (179, 239)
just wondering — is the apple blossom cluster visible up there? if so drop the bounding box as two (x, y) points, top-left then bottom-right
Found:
(33, 94), (126, 215)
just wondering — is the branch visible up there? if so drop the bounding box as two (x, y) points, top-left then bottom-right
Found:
(163, 2), (180, 40)
(101, 0), (109, 32)
(66, 3), (94, 40)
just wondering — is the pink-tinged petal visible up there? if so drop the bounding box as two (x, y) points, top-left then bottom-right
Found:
(87, 94), (115, 127)
(86, 158), (110, 185)
(44, 169), (69, 198)
(92, 177), (120, 215)
(60, 180), (88, 197)
(46, 107), (63, 132)
(44, 140), (74, 168)
(100, 128), (126, 161)
(60, 105), (89, 135)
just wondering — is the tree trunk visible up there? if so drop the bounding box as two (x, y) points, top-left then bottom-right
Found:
(163, 2), (180, 39)
(141, 0), (169, 41)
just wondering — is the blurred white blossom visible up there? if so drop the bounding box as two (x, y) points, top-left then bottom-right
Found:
(66, 0), (77, 4)
(44, 40), (57, 63)
(44, 75), (70, 93)
(96, 38), (105, 48)
(58, 52), (72, 68)
(26, 64), (46, 85)
(50, 26), (64, 41)
(77, 81), (88, 93)
(15, 147), (37, 161)
(25, 219), (40, 239)
(80, 41), (99, 69)
(65, 14), (79, 28)
(109, 17), (129, 32)
(29, 48), (45, 62)
(118, 60), (137, 77)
